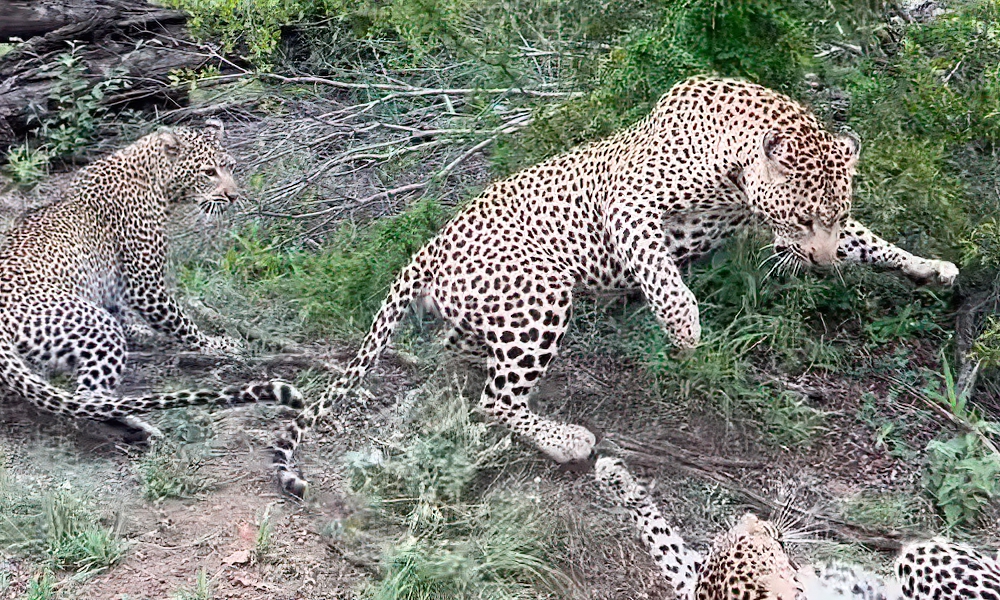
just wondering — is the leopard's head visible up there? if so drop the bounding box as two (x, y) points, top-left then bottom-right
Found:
(741, 124), (859, 268)
(151, 120), (239, 214)
(697, 514), (801, 600)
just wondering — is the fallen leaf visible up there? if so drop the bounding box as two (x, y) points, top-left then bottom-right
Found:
(222, 549), (251, 565)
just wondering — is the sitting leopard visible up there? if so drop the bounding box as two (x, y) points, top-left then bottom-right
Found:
(594, 456), (999, 600)
(0, 121), (302, 437)
(272, 76), (958, 496)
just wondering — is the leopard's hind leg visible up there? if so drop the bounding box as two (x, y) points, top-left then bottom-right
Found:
(7, 298), (302, 430)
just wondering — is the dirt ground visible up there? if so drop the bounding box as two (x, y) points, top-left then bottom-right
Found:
(2, 304), (996, 600)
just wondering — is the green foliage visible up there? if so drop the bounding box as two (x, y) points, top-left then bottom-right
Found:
(137, 441), (215, 501)
(864, 300), (945, 344)
(920, 352), (1000, 529)
(851, 135), (967, 260)
(36, 42), (131, 159)
(4, 41), (130, 182)
(845, 0), (1000, 262)
(2, 143), (50, 187)
(173, 567), (214, 600)
(924, 432), (1000, 530)
(496, 0), (818, 170)
(970, 316), (1000, 369)
(23, 571), (55, 600)
(0, 477), (129, 576)
(343, 385), (572, 599)
(158, 0), (325, 67)
(222, 199), (447, 337)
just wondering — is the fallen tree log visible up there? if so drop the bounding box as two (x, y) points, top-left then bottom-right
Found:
(0, 0), (208, 153)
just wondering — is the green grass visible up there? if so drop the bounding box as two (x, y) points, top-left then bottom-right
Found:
(211, 198), (448, 339)
(173, 567), (214, 600)
(338, 382), (573, 599)
(839, 492), (933, 533)
(23, 571), (56, 600)
(137, 441), (215, 501)
(0, 471), (130, 577)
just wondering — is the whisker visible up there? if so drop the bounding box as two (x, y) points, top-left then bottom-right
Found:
(765, 252), (789, 281)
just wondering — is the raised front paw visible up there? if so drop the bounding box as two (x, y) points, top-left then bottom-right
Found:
(198, 334), (244, 355)
(536, 422), (597, 466)
(907, 259), (959, 286)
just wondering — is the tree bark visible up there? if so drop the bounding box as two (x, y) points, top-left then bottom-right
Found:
(0, 0), (206, 152)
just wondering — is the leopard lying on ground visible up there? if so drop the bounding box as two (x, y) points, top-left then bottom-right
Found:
(273, 75), (959, 497)
(595, 457), (999, 600)
(0, 122), (302, 438)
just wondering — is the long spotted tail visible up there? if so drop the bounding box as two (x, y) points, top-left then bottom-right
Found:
(0, 335), (303, 422)
(272, 260), (425, 498)
(594, 456), (703, 600)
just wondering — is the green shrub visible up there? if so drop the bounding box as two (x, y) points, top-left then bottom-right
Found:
(924, 432), (1000, 530)
(495, 0), (818, 171)
(5, 41), (130, 180)
(37, 42), (131, 159)
(159, 0), (324, 67)
(845, 0), (1000, 263)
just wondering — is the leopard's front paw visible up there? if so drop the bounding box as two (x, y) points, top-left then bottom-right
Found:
(198, 334), (244, 355)
(536, 422), (597, 466)
(670, 315), (701, 354)
(907, 259), (959, 287)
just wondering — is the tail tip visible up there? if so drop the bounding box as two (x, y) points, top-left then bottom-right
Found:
(277, 470), (309, 499)
(271, 380), (305, 409)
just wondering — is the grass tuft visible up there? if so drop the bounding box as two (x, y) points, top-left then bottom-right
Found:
(337, 381), (573, 599)
(137, 441), (215, 501)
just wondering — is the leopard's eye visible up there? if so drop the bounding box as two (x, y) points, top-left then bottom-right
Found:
(202, 166), (217, 176)
(797, 216), (814, 228)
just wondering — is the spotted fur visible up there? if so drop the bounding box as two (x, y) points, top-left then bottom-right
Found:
(0, 122), (303, 436)
(597, 457), (996, 600)
(272, 76), (958, 496)
(594, 457), (704, 598)
(896, 539), (1000, 600)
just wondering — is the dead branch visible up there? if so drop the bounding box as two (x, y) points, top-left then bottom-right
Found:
(259, 72), (584, 99)
(613, 436), (906, 552)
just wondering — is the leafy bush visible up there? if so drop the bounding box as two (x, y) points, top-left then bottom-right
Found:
(159, 0), (326, 67)
(4, 41), (131, 183)
(495, 0), (819, 171)
(924, 432), (1000, 529)
(845, 1), (1000, 263)
(36, 42), (131, 159)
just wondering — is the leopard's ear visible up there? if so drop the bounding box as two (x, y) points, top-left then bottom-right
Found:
(204, 118), (224, 143)
(839, 132), (860, 170)
(157, 131), (181, 157)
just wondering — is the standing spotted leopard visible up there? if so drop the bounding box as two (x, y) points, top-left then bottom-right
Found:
(273, 76), (958, 496)
(0, 122), (302, 437)
(595, 456), (999, 600)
